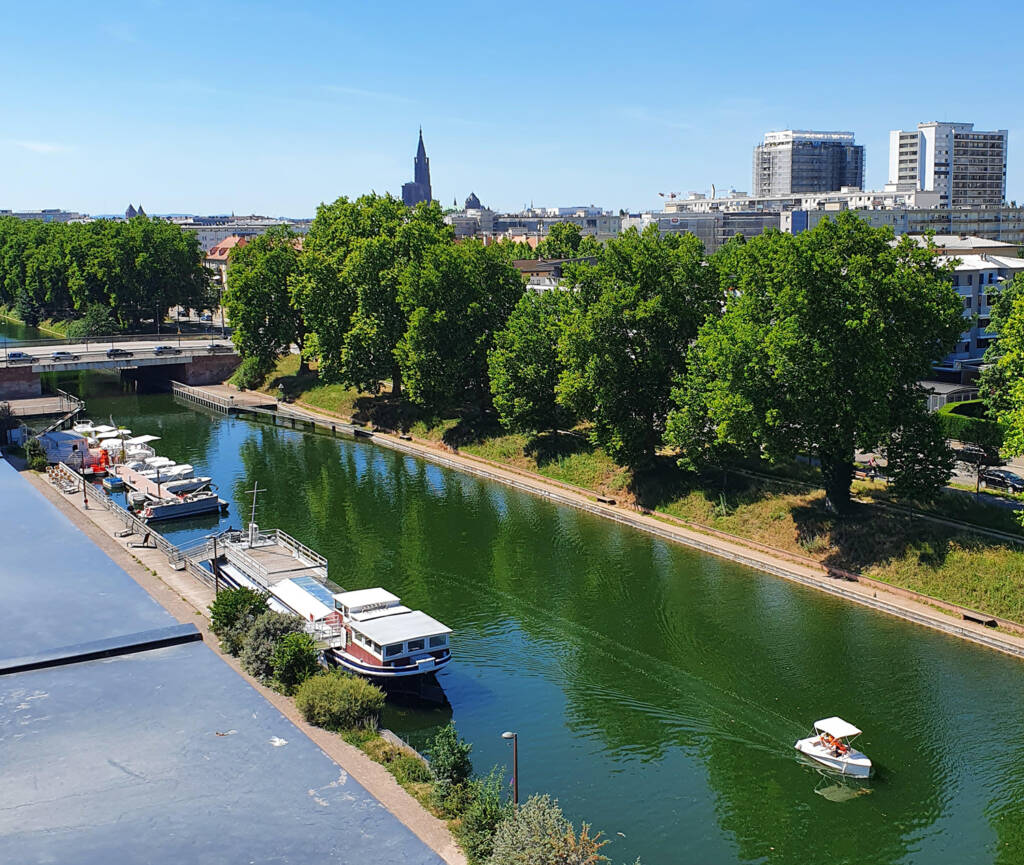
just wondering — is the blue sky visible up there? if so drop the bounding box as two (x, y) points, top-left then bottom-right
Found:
(2, 0), (1021, 217)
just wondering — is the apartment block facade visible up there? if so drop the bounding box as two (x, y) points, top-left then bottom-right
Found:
(888, 122), (1008, 208)
(752, 130), (865, 197)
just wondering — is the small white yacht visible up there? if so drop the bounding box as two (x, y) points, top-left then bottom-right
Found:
(794, 717), (872, 778)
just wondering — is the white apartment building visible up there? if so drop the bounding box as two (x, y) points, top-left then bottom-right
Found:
(888, 122), (1008, 208)
(667, 186), (939, 214)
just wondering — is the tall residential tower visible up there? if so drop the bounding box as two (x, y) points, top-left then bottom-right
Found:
(752, 130), (864, 197)
(401, 128), (433, 207)
(888, 121), (1007, 208)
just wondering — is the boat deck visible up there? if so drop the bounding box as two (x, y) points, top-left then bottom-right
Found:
(220, 533), (330, 593)
(241, 543), (326, 584)
(115, 465), (177, 501)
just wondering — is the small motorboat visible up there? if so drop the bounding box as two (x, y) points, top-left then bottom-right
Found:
(162, 476), (213, 495)
(794, 717), (872, 778)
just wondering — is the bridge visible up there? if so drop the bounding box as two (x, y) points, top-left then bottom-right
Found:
(0, 335), (240, 399)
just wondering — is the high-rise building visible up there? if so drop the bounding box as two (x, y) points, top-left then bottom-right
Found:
(888, 122), (1007, 208)
(401, 128), (433, 207)
(752, 130), (864, 197)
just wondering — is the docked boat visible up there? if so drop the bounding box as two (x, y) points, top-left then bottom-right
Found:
(161, 476), (213, 495)
(794, 717), (872, 778)
(142, 490), (227, 521)
(210, 524), (452, 679)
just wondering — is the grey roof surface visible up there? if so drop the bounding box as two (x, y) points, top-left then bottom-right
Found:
(0, 460), (444, 865)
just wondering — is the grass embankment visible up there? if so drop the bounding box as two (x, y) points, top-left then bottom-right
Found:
(259, 356), (1024, 623)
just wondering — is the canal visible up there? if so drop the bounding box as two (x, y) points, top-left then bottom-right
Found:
(0, 317), (51, 346)
(59, 373), (1024, 865)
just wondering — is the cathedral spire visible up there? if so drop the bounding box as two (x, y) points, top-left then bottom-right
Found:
(403, 127), (433, 207)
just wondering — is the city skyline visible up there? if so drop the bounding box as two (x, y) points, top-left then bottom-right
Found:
(2, 0), (1022, 216)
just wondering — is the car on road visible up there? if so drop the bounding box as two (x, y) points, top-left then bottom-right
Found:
(50, 350), (80, 362)
(980, 468), (1024, 494)
(153, 345), (182, 355)
(7, 351), (37, 364)
(200, 313), (213, 323)
(205, 343), (233, 354)
(106, 347), (134, 359)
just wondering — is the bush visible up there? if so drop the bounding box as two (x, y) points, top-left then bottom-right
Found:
(457, 768), (512, 864)
(240, 610), (305, 681)
(230, 355), (273, 390)
(428, 722), (474, 809)
(294, 669), (385, 730)
(25, 437), (48, 471)
(209, 587), (268, 655)
(487, 794), (608, 865)
(391, 753), (434, 785)
(937, 400), (1004, 448)
(65, 303), (118, 340)
(271, 632), (321, 693)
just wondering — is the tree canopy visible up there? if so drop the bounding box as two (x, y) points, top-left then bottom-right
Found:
(535, 222), (602, 260)
(557, 225), (718, 468)
(665, 214), (963, 511)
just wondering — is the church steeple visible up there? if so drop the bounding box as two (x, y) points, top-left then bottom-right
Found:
(403, 127), (433, 207)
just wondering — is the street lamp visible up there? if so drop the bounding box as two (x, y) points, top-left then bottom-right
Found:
(501, 731), (518, 807)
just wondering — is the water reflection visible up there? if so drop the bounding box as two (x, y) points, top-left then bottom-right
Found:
(70, 379), (1024, 865)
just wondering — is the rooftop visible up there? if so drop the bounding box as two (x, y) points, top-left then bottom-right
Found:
(334, 587), (401, 611)
(354, 610), (452, 647)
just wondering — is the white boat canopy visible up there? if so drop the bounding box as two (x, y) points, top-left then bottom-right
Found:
(273, 578), (334, 622)
(92, 425), (117, 433)
(333, 588), (401, 613)
(96, 429), (131, 440)
(354, 610), (452, 646)
(814, 717), (862, 739)
(125, 435), (160, 445)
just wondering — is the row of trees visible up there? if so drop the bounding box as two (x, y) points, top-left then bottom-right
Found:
(0, 215), (212, 330)
(227, 197), (965, 513)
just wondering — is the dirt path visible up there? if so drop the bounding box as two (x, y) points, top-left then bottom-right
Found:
(20, 465), (466, 865)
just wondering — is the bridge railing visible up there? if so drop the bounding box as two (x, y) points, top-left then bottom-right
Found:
(5, 332), (232, 350)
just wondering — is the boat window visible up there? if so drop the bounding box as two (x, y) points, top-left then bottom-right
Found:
(384, 644), (403, 657)
(370, 641), (381, 653)
(429, 635), (447, 648)
(407, 639), (425, 651)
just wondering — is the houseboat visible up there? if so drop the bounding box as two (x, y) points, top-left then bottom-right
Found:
(209, 524), (452, 680)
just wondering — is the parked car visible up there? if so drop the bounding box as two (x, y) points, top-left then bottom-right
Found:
(153, 345), (182, 356)
(106, 347), (134, 358)
(200, 313), (213, 323)
(206, 343), (234, 354)
(50, 350), (80, 362)
(980, 468), (1024, 494)
(7, 351), (37, 364)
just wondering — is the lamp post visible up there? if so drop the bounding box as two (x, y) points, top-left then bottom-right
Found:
(501, 731), (518, 807)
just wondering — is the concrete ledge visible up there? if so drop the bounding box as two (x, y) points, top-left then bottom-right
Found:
(0, 623), (203, 675)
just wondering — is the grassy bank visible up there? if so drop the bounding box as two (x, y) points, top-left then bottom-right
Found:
(257, 356), (1024, 623)
(0, 305), (69, 337)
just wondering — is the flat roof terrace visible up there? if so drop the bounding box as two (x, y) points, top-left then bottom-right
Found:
(0, 459), (444, 865)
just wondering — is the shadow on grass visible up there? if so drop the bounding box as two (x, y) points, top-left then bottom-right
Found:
(523, 430), (592, 468)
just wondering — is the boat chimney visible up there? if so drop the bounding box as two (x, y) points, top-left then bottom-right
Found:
(248, 521), (259, 546)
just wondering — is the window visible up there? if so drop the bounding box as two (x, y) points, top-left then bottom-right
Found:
(429, 635), (448, 648)
(963, 297), (972, 309)
(952, 275), (960, 286)
(371, 641), (381, 653)
(967, 275), (973, 285)
(407, 639), (425, 652)
(385, 644), (403, 657)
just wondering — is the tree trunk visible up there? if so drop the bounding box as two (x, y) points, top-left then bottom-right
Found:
(823, 458), (854, 515)
(297, 357), (309, 375)
(391, 365), (402, 400)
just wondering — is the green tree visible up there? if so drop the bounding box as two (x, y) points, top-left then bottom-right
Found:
(65, 303), (118, 340)
(240, 610), (305, 681)
(209, 587), (268, 655)
(535, 222), (602, 260)
(486, 794), (608, 865)
(427, 722), (473, 806)
(666, 214), (963, 512)
(397, 240), (524, 409)
(339, 201), (451, 396)
(558, 225), (718, 468)
(489, 289), (575, 433)
(456, 768), (512, 864)
(980, 273), (1024, 454)
(270, 632), (321, 694)
(224, 226), (306, 372)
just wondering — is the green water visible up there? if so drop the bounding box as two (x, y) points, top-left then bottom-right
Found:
(70, 373), (1024, 865)
(0, 317), (51, 345)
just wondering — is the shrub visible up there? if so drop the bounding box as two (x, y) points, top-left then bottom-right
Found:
(391, 753), (434, 785)
(937, 400), (1004, 449)
(427, 722), (473, 809)
(457, 768), (512, 865)
(294, 669), (385, 730)
(65, 303), (118, 340)
(271, 632), (321, 693)
(240, 610), (305, 681)
(209, 587), (268, 655)
(230, 356), (273, 390)
(25, 437), (48, 471)
(487, 794), (608, 865)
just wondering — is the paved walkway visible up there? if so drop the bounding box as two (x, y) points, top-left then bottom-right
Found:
(19, 463), (466, 865)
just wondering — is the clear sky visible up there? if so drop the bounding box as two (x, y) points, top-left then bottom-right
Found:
(2, 0), (1021, 217)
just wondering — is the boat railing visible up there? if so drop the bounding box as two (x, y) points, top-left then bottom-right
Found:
(274, 528), (329, 569)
